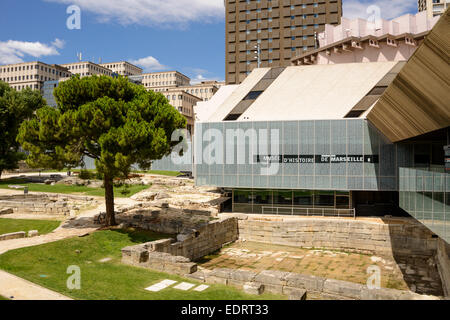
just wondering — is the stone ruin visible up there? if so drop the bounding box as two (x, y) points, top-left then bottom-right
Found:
(116, 199), (449, 300)
(0, 194), (97, 216)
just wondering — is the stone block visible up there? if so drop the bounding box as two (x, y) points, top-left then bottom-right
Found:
(0, 208), (13, 215)
(0, 231), (26, 241)
(28, 230), (39, 237)
(229, 269), (257, 283)
(254, 270), (289, 286)
(323, 279), (364, 299)
(165, 262), (197, 275)
(121, 245), (148, 264)
(285, 273), (325, 292)
(360, 288), (403, 300)
(185, 271), (206, 282)
(243, 282), (264, 295)
(205, 275), (228, 285)
(289, 289), (307, 300)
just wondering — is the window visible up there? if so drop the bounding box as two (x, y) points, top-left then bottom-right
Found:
(243, 91), (263, 100)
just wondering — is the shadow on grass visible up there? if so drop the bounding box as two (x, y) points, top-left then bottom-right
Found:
(109, 228), (175, 244)
(195, 249), (221, 264)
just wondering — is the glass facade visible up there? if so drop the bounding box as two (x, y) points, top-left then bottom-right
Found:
(151, 140), (193, 173)
(42, 81), (59, 107)
(195, 119), (399, 191)
(399, 168), (450, 243)
(233, 189), (351, 215)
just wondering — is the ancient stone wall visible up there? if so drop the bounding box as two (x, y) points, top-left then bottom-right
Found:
(436, 239), (450, 297)
(121, 217), (238, 262)
(114, 205), (214, 235)
(0, 231), (26, 241)
(0, 194), (96, 216)
(236, 215), (437, 256)
(201, 268), (439, 300)
(121, 249), (197, 276)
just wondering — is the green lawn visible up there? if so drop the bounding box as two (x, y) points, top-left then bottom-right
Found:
(0, 178), (149, 198)
(0, 219), (61, 236)
(0, 295), (9, 300)
(0, 230), (284, 300)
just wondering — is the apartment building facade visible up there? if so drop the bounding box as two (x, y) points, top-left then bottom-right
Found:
(178, 81), (223, 101)
(61, 61), (113, 78)
(161, 89), (202, 134)
(142, 71), (191, 92)
(225, 0), (342, 84)
(0, 61), (70, 92)
(100, 61), (143, 76)
(418, 0), (450, 18)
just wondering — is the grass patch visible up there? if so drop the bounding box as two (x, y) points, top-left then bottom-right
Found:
(0, 219), (61, 235)
(0, 178), (149, 198)
(0, 230), (284, 300)
(0, 295), (9, 300)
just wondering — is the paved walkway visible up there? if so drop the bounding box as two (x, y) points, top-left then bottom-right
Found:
(0, 270), (72, 300)
(0, 188), (139, 300)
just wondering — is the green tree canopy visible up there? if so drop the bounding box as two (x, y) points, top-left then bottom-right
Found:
(0, 81), (46, 178)
(18, 75), (186, 225)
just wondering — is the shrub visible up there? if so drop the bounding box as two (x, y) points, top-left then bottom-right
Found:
(79, 169), (93, 180)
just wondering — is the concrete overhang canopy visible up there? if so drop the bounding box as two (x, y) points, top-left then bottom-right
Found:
(367, 9), (450, 143)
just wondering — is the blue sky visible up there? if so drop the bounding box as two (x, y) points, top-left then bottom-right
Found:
(0, 0), (418, 82)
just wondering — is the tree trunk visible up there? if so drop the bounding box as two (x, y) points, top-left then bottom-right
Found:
(104, 175), (116, 226)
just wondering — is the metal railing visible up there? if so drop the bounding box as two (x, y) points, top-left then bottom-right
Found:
(261, 206), (356, 218)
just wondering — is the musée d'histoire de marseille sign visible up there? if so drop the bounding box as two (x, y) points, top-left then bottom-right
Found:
(255, 155), (380, 164)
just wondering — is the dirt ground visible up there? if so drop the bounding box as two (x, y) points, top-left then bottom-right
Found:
(199, 241), (443, 295)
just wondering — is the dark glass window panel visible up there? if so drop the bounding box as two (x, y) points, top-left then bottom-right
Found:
(244, 91), (264, 100)
(224, 114), (241, 121)
(336, 196), (350, 209)
(234, 190), (253, 204)
(415, 154), (430, 166)
(344, 110), (365, 118)
(254, 190), (273, 205)
(273, 191), (293, 205)
(294, 190), (313, 206)
(314, 191), (335, 207)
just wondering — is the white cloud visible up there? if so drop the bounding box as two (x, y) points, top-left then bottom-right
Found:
(45, 0), (224, 27)
(51, 38), (66, 49)
(191, 73), (223, 84)
(130, 56), (167, 72)
(0, 39), (63, 65)
(343, 0), (417, 20)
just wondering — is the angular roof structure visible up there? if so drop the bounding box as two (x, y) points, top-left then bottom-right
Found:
(367, 8), (450, 142)
(206, 61), (402, 122)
